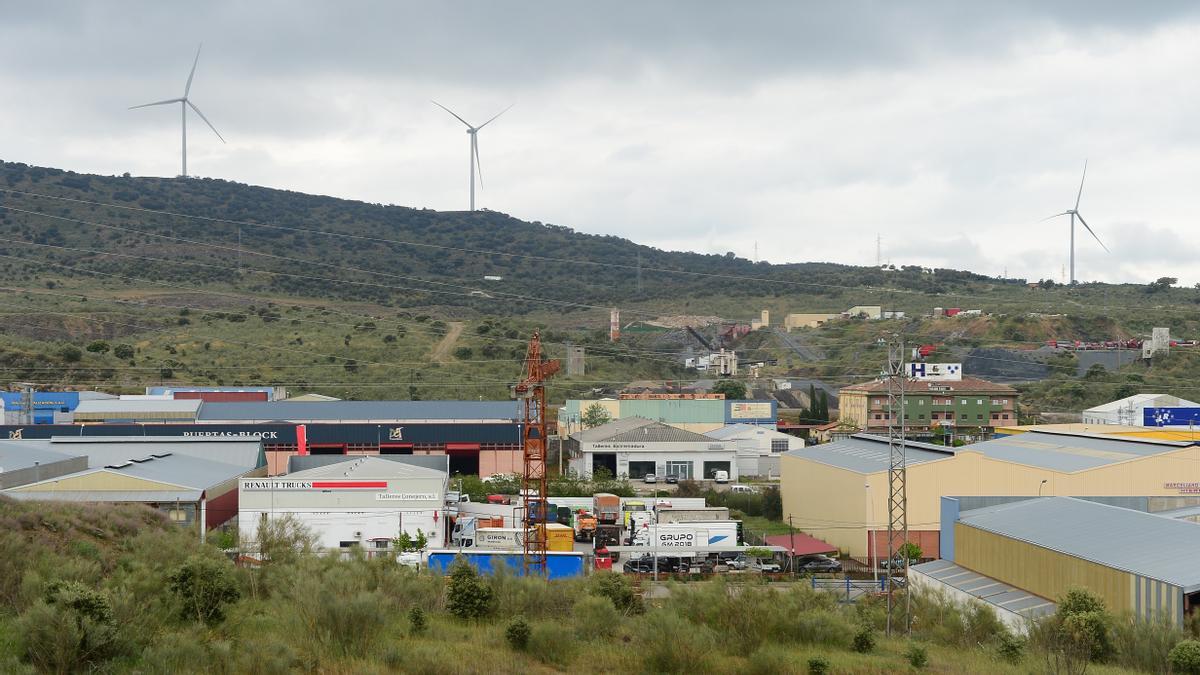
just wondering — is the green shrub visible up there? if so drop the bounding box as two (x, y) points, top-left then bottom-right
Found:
(745, 645), (794, 675)
(168, 555), (241, 625)
(505, 617), (531, 651)
(530, 620), (575, 667)
(852, 624), (876, 653)
(18, 582), (119, 674)
(408, 606), (428, 636)
(996, 632), (1025, 664)
(905, 642), (929, 669)
(1170, 639), (1200, 674)
(590, 571), (641, 614)
(807, 655), (830, 674)
(446, 559), (493, 620)
(574, 594), (620, 638)
(1110, 613), (1186, 672)
(638, 611), (717, 674)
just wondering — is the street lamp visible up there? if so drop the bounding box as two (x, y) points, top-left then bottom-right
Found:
(1038, 479), (1048, 497)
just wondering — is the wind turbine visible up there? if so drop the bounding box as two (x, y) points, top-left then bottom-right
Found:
(129, 44), (225, 178)
(1042, 160), (1108, 284)
(432, 101), (512, 211)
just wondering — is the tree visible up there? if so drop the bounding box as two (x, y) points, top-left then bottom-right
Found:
(817, 390), (829, 422)
(1147, 276), (1177, 293)
(804, 384), (819, 422)
(898, 542), (922, 562)
(711, 379), (747, 400)
(168, 555), (241, 625)
(58, 345), (82, 363)
(446, 558), (492, 620)
(85, 340), (110, 354)
(582, 403), (612, 429)
(113, 344), (134, 360)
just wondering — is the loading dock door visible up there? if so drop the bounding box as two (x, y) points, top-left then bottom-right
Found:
(592, 453), (617, 478)
(628, 461), (656, 480)
(703, 461), (731, 479)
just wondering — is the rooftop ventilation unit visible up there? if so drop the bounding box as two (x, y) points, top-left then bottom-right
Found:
(130, 456), (155, 463)
(106, 461), (133, 469)
(151, 452), (172, 458)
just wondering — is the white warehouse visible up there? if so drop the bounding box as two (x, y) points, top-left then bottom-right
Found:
(706, 423), (804, 478)
(238, 456), (447, 555)
(568, 417), (738, 481)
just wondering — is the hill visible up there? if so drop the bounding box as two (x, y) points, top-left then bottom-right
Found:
(0, 160), (1001, 315)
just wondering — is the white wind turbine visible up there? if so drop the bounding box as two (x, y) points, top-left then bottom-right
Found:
(129, 44), (225, 177)
(1042, 160), (1108, 284)
(432, 101), (512, 211)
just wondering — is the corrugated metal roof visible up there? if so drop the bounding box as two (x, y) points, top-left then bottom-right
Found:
(0, 442), (78, 472)
(8, 452), (254, 492)
(574, 417), (718, 443)
(959, 497), (1200, 591)
(4, 490), (202, 502)
(1084, 394), (1200, 414)
(783, 434), (955, 474)
(74, 399), (202, 414)
(287, 454), (449, 474)
(284, 455), (446, 479)
(196, 400), (519, 422)
(706, 423), (793, 440)
(912, 559), (1056, 619)
(966, 430), (1190, 472)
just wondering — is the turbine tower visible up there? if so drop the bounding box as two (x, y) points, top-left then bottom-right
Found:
(130, 44), (225, 178)
(1043, 160), (1108, 284)
(432, 101), (512, 211)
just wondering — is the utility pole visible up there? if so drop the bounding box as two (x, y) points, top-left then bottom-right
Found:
(885, 335), (910, 636)
(788, 515), (796, 577)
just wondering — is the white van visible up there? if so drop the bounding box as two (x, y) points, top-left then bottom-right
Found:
(730, 484), (756, 494)
(713, 470), (730, 484)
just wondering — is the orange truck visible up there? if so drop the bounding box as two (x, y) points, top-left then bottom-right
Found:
(574, 510), (598, 542)
(593, 493), (621, 525)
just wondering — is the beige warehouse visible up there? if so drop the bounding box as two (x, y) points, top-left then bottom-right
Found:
(781, 431), (1200, 559)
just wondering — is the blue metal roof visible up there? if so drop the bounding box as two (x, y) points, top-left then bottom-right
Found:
(959, 497), (1200, 592)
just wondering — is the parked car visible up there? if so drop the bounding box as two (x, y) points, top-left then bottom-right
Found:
(798, 556), (842, 573)
(730, 484), (756, 494)
(878, 556), (919, 570)
(624, 555), (686, 574)
(752, 559), (782, 573)
(643, 473), (658, 484)
(665, 474), (680, 484)
(396, 551), (421, 569)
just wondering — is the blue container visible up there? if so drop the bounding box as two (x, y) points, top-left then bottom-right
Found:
(426, 550), (585, 580)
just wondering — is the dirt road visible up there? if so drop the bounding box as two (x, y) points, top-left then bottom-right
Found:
(431, 321), (465, 363)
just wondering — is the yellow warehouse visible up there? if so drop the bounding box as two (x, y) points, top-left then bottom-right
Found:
(781, 430), (1200, 560)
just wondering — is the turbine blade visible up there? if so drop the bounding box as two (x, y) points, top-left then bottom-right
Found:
(476, 104), (513, 130)
(186, 100), (226, 143)
(1074, 212), (1108, 252)
(1075, 159), (1087, 211)
(431, 100), (472, 128)
(474, 135), (483, 189)
(129, 97), (184, 110)
(1039, 211), (1071, 222)
(185, 44), (202, 97)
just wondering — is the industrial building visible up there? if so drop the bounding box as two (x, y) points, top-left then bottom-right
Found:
(706, 423), (803, 477)
(1, 436), (266, 533)
(0, 400), (523, 477)
(145, 385), (285, 402)
(996, 422), (1200, 442)
(560, 394), (776, 435)
(1081, 393), (1200, 426)
(0, 390), (116, 425)
(916, 497), (1200, 628)
(238, 455), (447, 554)
(73, 398), (203, 423)
(837, 376), (1017, 440)
(567, 417), (738, 480)
(784, 313), (837, 331)
(780, 430), (1200, 560)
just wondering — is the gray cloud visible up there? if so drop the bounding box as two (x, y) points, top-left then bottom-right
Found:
(3, 2), (1200, 285)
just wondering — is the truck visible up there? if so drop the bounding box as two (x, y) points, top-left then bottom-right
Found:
(713, 470), (730, 484)
(474, 527), (526, 550)
(525, 498), (559, 524)
(426, 550), (586, 580)
(622, 500), (647, 527)
(593, 493), (621, 525)
(629, 521), (742, 552)
(540, 523), (574, 552)
(574, 511), (598, 542)
(656, 507), (730, 524)
(449, 515), (506, 547)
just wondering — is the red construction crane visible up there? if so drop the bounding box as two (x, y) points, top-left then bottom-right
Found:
(515, 330), (560, 577)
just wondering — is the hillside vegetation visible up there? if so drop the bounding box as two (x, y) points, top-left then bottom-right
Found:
(0, 497), (1178, 674)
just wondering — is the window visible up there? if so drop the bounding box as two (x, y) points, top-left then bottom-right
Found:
(960, 399), (967, 405)
(977, 399), (983, 405)
(918, 399), (925, 406)
(374, 539), (390, 549)
(918, 414), (925, 419)
(771, 439), (788, 452)
(977, 414), (983, 420)
(872, 399), (883, 409)
(666, 460), (693, 480)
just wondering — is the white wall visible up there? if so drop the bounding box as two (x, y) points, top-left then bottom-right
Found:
(240, 507), (442, 552)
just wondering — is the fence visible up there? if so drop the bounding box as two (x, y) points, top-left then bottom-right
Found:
(811, 577), (888, 603)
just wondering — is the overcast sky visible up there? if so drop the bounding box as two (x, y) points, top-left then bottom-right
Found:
(3, 2), (1199, 285)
